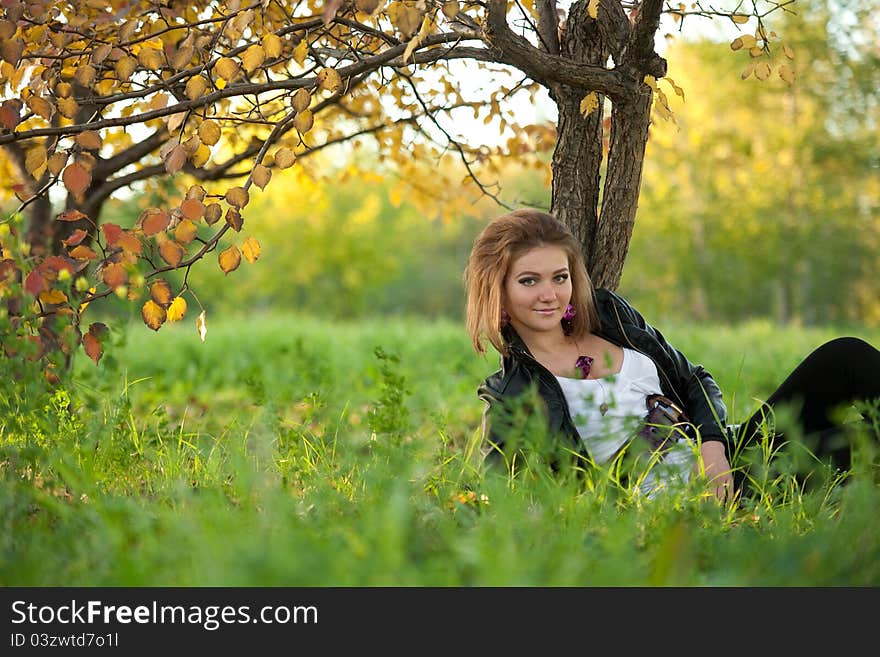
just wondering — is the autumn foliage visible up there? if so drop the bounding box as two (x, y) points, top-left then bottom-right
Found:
(0, 0), (795, 375)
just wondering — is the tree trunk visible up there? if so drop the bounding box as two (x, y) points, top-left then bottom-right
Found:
(550, 2), (607, 258)
(590, 90), (652, 290)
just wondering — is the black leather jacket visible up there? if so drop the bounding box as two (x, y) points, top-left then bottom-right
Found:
(478, 288), (728, 465)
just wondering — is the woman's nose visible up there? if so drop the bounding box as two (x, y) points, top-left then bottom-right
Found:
(537, 284), (554, 300)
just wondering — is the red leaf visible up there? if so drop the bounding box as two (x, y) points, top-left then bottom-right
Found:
(102, 222), (122, 246)
(82, 332), (102, 365)
(117, 231), (143, 255)
(41, 255), (76, 276)
(0, 99), (21, 129)
(62, 228), (89, 246)
(141, 209), (170, 236)
(57, 209), (88, 222)
(62, 163), (91, 197)
(25, 269), (43, 297)
(12, 183), (34, 202)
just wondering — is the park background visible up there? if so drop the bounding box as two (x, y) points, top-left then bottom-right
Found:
(2, 2), (880, 585)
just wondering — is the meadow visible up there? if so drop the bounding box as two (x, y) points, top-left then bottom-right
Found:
(2, 313), (879, 586)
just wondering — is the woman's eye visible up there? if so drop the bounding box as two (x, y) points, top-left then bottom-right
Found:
(518, 278), (535, 286)
(554, 274), (569, 283)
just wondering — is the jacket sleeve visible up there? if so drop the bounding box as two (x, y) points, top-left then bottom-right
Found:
(607, 291), (728, 444)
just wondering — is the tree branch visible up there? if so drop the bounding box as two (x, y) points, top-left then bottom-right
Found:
(483, 0), (633, 99)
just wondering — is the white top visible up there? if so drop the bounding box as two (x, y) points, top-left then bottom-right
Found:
(554, 348), (696, 497)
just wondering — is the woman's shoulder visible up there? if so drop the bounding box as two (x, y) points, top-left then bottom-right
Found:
(593, 287), (639, 323)
(478, 353), (531, 401)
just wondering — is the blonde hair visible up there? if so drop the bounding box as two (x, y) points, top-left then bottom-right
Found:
(463, 208), (599, 356)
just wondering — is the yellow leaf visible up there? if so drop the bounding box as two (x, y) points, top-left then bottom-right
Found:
(40, 289), (68, 304)
(754, 61), (771, 81)
(317, 67), (342, 93)
(294, 109), (314, 133)
(174, 219), (198, 244)
(76, 130), (103, 151)
(225, 186), (249, 208)
(25, 96), (54, 120)
(57, 97), (79, 119)
(730, 37), (743, 52)
(47, 152), (68, 176)
(263, 33), (283, 59)
(291, 88), (311, 112)
(25, 145), (47, 178)
(587, 0), (600, 19)
(115, 55), (138, 81)
(165, 144), (187, 174)
(579, 91), (599, 118)
(218, 244), (241, 274)
(172, 46), (194, 71)
(741, 61), (756, 79)
(198, 119), (221, 146)
(225, 208), (243, 232)
(241, 236), (261, 263)
(357, 0), (383, 14)
(783, 43), (794, 60)
(150, 279), (174, 307)
(403, 35), (420, 65)
(441, 2), (460, 20)
(778, 63), (795, 84)
(138, 47), (164, 70)
(186, 75), (208, 100)
(204, 203), (222, 225)
(244, 45), (267, 75)
(197, 309), (207, 342)
(252, 164), (272, 190)
(215, 57), (241, 82)
(661, 76), (685, 101)
(90, 43), (112, 65)
(293, 39), (308, 67)
(142, 300), (166, 331)
(274, 147), (296, 169)
(74, 64), (97, 87)
(731, 14), (750, 24)
(159, 240), (184, 267)
(167, 296), (187, 322)
(191, 144), (211, 168)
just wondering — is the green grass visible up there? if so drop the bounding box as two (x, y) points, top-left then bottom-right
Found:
(2, 313), (879, 586)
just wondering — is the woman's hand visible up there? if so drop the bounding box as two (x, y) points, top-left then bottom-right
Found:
(697, 441), (734, 503)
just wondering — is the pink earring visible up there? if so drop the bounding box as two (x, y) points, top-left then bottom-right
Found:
(561, 304), (575, 335)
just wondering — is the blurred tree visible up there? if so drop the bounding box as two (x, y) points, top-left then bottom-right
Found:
(623, 0), (879, 325)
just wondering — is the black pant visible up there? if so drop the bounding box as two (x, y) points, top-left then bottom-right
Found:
(729, 337), (880, 493)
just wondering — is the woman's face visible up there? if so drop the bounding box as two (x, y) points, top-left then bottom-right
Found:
(503, 244), (572, 338)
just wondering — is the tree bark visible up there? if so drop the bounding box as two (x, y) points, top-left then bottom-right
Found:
(550, 1), (607, 255)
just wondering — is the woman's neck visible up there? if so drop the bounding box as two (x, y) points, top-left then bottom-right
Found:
(516, 325), (573, 357)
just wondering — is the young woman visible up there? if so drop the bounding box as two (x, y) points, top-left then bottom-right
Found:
(464, 209), (880, 500)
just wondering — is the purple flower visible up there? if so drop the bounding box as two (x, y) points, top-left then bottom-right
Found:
(562, 304), (576, 321)
(575, 355), (593, 379)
